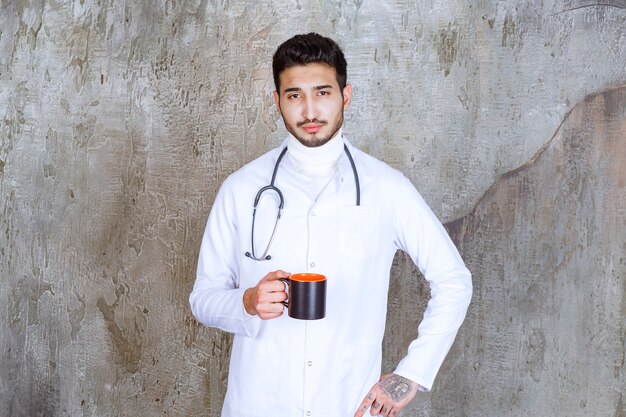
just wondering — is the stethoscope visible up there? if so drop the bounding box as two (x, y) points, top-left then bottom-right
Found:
(244, 144), (361, 261)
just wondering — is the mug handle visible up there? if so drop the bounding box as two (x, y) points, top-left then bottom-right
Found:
(279, 278), (290, 308)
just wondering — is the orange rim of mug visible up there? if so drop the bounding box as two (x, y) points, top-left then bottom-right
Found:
(289, 273), (326, 282)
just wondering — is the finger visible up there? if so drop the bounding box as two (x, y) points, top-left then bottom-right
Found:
(354, 402), (368, 417)
(258, 280), (287, 294)
(265, 270), (291, 281)
(370, 398), (384, 416)
(354, 392), (376, 417)
(257, 302), (285, 318)
(256, 297), (286, 312)
(258, 310), (283, 320)
(266, 291), (288, 303)
(259, 281), (287, 298)
(380, 405), (392, 417)
(256, 295), (285, 310)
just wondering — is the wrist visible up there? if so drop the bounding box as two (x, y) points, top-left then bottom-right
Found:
(243, 288), (257, 315)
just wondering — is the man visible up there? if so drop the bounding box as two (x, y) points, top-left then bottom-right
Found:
(190, 33), (472, 417)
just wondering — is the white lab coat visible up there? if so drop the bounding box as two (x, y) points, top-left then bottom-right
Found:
(190, 137), (472, 417)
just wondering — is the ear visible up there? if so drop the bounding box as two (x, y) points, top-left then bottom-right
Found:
(273, 90), (281, 113)
(342, 84), (353, 108)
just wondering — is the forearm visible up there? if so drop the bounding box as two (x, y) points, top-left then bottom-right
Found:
(394, 267), (472, 390)
(189, 283), (261, 337)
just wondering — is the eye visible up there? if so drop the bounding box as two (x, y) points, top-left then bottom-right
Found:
(318, 90), (330, 96)
(287, 93), (301, 100)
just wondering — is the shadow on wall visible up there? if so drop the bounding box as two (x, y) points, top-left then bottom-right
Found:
(435, 85), (626, 416)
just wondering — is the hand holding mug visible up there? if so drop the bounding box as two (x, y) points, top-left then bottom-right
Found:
(244, 271), (327, 321)
(243, 270), (290, 319)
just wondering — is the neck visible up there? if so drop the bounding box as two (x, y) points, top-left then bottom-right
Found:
(287, 129), (344, 176)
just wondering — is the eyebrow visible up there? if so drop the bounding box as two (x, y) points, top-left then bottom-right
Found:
(283, 84), (335, 94)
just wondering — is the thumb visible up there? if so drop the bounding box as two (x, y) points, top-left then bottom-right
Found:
(266, 270), (291, 281)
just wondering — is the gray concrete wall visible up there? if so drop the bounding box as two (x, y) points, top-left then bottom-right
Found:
(0, 1), (624, 416)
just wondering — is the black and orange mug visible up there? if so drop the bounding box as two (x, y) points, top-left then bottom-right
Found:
(280, 273), (327, 320)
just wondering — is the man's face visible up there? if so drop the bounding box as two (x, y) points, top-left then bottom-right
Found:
(274, 63), (352, 148)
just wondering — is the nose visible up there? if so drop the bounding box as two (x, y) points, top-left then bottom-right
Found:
(302, 95), (318, 121)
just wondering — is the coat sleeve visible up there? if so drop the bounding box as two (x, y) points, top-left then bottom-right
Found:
(189, 175), (262, 338)
(390, 174), (472, 391)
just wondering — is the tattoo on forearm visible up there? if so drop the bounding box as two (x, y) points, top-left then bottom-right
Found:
(380, 375), (412, 402)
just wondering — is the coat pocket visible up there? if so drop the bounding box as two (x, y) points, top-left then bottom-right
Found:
(338, 206), (381, 260)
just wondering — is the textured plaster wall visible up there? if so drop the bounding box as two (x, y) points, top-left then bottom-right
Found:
(0, 1), (624, 416)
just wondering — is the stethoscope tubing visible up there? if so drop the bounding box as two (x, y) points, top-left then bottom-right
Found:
(245, 143), (360, 261)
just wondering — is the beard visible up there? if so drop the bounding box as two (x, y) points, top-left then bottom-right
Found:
(285, 113), (344, 148)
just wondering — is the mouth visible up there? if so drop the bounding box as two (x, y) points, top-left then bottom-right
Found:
(302, 124), (323, 134)
(298, 120), (327, 134)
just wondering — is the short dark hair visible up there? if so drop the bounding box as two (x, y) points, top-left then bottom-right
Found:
(272, 32), (347, 92)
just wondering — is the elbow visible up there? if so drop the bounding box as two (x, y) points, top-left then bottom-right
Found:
(188, 288), (201, 321)
(462, 269), (473, 308)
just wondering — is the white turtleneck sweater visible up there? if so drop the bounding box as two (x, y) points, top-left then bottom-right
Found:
(286, 129), (344, 201)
